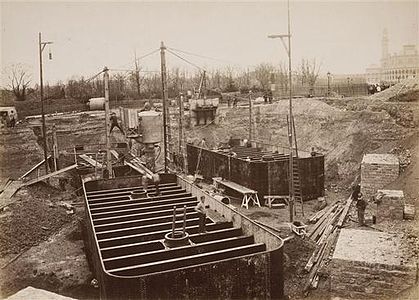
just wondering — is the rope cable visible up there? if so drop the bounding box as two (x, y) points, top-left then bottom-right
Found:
(166, 49), (204, 71)
(167, 47), (234, 64)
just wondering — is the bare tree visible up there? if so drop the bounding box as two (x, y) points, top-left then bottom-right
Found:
(7, 64), (32, 101)
(130, 63), (143, 99)
(254, 63), (276, 92)
(300, 58), (321, 95)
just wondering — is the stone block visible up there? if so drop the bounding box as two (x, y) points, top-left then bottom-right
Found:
(330, 229), (417, 299)
(404, 204), (415, 220)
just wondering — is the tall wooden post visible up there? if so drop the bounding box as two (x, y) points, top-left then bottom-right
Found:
(178, 93), (185, 171)
(103, 67), (113, 178)
(160, 41), (169, 173)
(39, 32), (49, 175)
(52, 124), (58, 171)
(286, 0), (295, 223)
(248, 90), (253, 142)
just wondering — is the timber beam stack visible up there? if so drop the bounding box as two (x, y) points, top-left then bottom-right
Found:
(303, 195), (353, 294)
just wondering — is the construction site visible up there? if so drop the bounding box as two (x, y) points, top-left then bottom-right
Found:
(1, 1), (419, 300)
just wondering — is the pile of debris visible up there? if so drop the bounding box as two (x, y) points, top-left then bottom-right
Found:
(303, 196), (353, 294)
(390, 146), (412, 171)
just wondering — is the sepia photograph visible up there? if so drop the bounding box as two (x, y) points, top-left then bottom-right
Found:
(0, 0), (418, 299)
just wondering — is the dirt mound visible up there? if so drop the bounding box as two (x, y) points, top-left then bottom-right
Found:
(0, 183), (73, 257)
(389, 89), (419, 102)
(371, 78), (419, 101)
(261, 98), (343, 118)
(0, 126), (43, 180)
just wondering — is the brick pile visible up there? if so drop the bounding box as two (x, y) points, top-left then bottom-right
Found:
(361, 154), (399, 200)
(376, 189), (404, 223)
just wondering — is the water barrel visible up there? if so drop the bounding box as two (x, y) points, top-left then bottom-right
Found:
(88, 97), (105, 110)
(138, 111), (162, 144)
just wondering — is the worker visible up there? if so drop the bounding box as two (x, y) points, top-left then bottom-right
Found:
(228, 136), (235, 148)
(140, 101), (151, 112)
(356, 192), (367, 226)
(141, 174), (149, 192)
(310, 147), (317, 157)
(9, 111), (15, 128)
(152, 173), (160, 196)
(233, 95), (238, 108)
(351, 184), (361, 201)
(194, 196), (207, 233)
(110, 112), (124, 134)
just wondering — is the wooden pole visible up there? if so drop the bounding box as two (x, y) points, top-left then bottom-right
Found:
(160, 41), (169, 173)
(286, 0), (295, 223)
(52, 124), (58, 171)
(39, 32), (49, 176)
(103, 67), (113, 178)
(248, 90), (252, 141)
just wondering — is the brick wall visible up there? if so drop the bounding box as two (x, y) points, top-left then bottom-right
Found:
(361, 155), (399, 200)
(330, 258), (417, 299)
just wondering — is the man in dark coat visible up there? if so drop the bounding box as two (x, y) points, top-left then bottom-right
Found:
(356, 192), (367, 226)
(110, 112), (124, 134)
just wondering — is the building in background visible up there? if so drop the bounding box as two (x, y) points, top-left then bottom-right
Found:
(365, 29), (419, 85)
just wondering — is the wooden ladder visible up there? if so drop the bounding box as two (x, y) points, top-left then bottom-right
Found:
(292, 158), (305, 217)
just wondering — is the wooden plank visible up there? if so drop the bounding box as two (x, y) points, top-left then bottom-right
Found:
(213, 178), (256, 194)
(0, 178), (11, 193)
(110, 150), (119, 159)
(18, 155), (52, 180)
(0, 180), (22, 209)
(337, 195), (353, 228)
(21, 164), (78, 187)
(308, 203), (338, 238)
(125, 162), (153, 179)
(79, 154), (104, 168)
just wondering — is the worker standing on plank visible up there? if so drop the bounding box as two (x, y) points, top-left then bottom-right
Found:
(356, 192), (367, 226)
(195, 196), (207, 233)
(109, 112), (124, 134)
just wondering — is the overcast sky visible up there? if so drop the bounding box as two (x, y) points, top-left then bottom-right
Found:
(1, 0), (418, 86)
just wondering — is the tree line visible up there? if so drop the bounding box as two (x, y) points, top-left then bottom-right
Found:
(2, 59), (321, 102)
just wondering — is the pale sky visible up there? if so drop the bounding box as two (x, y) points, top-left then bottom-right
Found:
(1, 0), (418, 86)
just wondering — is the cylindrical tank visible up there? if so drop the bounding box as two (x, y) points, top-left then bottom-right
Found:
(88, 97), (105, 110)
(138, 111), (162, 144)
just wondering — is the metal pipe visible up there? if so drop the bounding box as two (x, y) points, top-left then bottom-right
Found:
(172, 205), (177, 237)
(182, 205), (187, 235)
